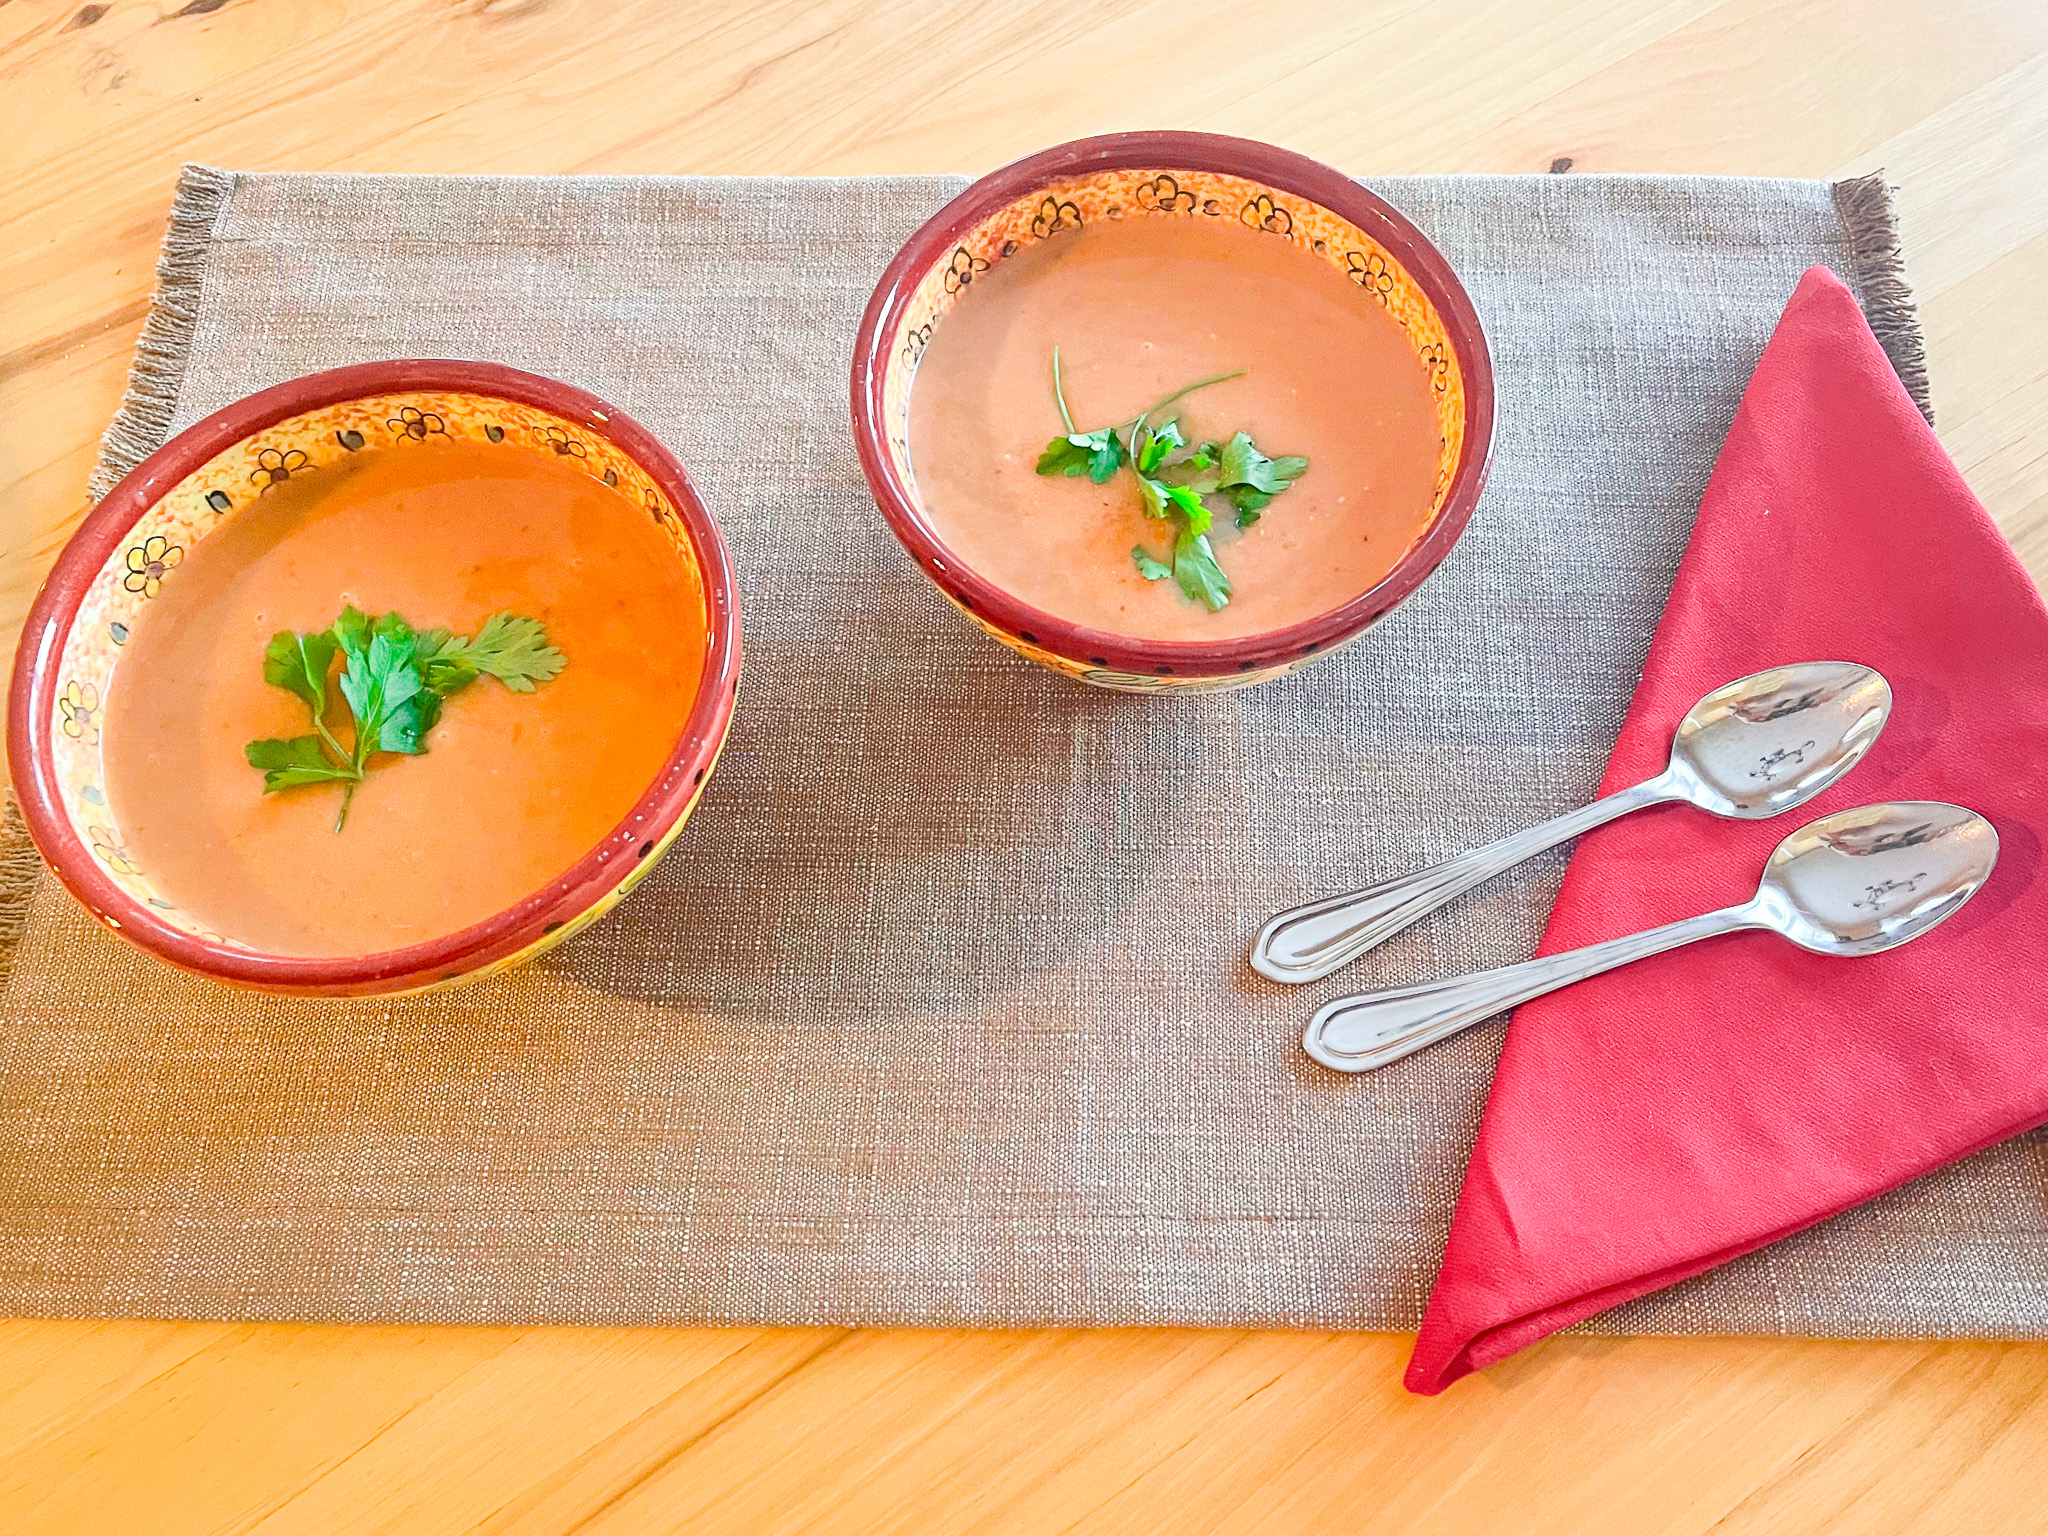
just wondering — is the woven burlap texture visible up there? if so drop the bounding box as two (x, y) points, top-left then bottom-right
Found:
(3, 166), (2040, 1335)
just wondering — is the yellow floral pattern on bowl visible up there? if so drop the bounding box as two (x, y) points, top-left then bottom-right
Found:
(876, 167), (1469, 693)
(50, 392), (687, 960)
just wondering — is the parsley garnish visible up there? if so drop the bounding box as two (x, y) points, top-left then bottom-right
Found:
(1036, 348), (1309, 612)
(1217, 431), (1310, 527)
(245, 606), (565, 831)
(1131, 546), (1172, 582)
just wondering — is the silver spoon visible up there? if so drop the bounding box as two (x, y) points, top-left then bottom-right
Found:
(1304, 801), (1997, 1073)
(1252, 661), (1893, 985)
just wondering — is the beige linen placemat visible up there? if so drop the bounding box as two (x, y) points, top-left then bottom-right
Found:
(2, 166), (2042, 1337)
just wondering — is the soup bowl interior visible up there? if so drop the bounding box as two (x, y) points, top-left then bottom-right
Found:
(9, 361), (741, 997)
(854, 131), (1493, 692)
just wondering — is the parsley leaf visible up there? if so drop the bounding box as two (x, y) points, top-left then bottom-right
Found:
(337, 620), (426, 756)
(1221, 434), (1310, 526)
(331, 605), (372, 657)
(1133, 418), (1185, 476)
(1225, 485), (1274, 526)
(1157, 441), (1221, 495)
(1159, 479), (1210, 538)
(412, 628), (473, 700)
(261, 630), (337, 719)
(1131, 546), (1172, 581)
(1135, 473), (1170, 520)
(244, 734), (353, 792)
(431, 612), (569, 695)
(1173, 526), (1232, 612)
(1218, 431), (1308, 495)
(1035, 428), (1125, 484)
(1034, 437), (1092, 477)
(1138, 472), (1217, 532)
(1217, 433), (1309, 527)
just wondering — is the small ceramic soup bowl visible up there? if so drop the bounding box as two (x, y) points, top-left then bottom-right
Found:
(852, 130), (1495, 692)
(7, 360), (742, 998)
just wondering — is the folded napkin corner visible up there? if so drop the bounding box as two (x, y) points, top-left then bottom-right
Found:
(1407, 263), (2048, 1394)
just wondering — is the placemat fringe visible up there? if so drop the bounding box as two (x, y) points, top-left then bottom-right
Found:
(87, 163), (239, 501)
(0, 798), (45, 996)
(1832, 171), (1933, 425)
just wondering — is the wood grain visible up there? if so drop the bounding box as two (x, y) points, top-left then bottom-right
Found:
(3, 1), (2046, 1531)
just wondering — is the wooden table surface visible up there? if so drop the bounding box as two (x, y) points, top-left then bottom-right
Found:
(4, 2), (2047, 1531)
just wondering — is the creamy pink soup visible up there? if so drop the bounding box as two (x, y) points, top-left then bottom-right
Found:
(907, 213), (1443, 642)
(101, 442), (704, 958)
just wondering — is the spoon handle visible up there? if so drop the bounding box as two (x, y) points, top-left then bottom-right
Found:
(1303, 904), (1759, 1073)
(1251, 776), (1677, 985)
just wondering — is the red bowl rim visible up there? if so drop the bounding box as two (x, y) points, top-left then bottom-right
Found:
(851, 129), (1496, 680)
(6, 359), (743, 996)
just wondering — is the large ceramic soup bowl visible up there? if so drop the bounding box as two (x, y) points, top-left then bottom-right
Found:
(8, 360), (741, 997)
(853, 131), (1494, 692)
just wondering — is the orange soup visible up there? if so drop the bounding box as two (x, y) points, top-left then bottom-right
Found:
(101, 440), (704, 957)
(907, 214), (1443, 641)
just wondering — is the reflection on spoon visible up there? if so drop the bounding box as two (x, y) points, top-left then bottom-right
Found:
(1252, 660), (1893, 985)
(1303, 801), (1997, 1074)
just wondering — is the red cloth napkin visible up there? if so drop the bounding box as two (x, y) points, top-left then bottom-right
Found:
(1406, 265), (2048, 1394)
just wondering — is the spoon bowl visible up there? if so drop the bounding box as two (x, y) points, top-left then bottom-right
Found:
(1757, 800), (1999, 956)
(1664, 661), (1893, 818)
